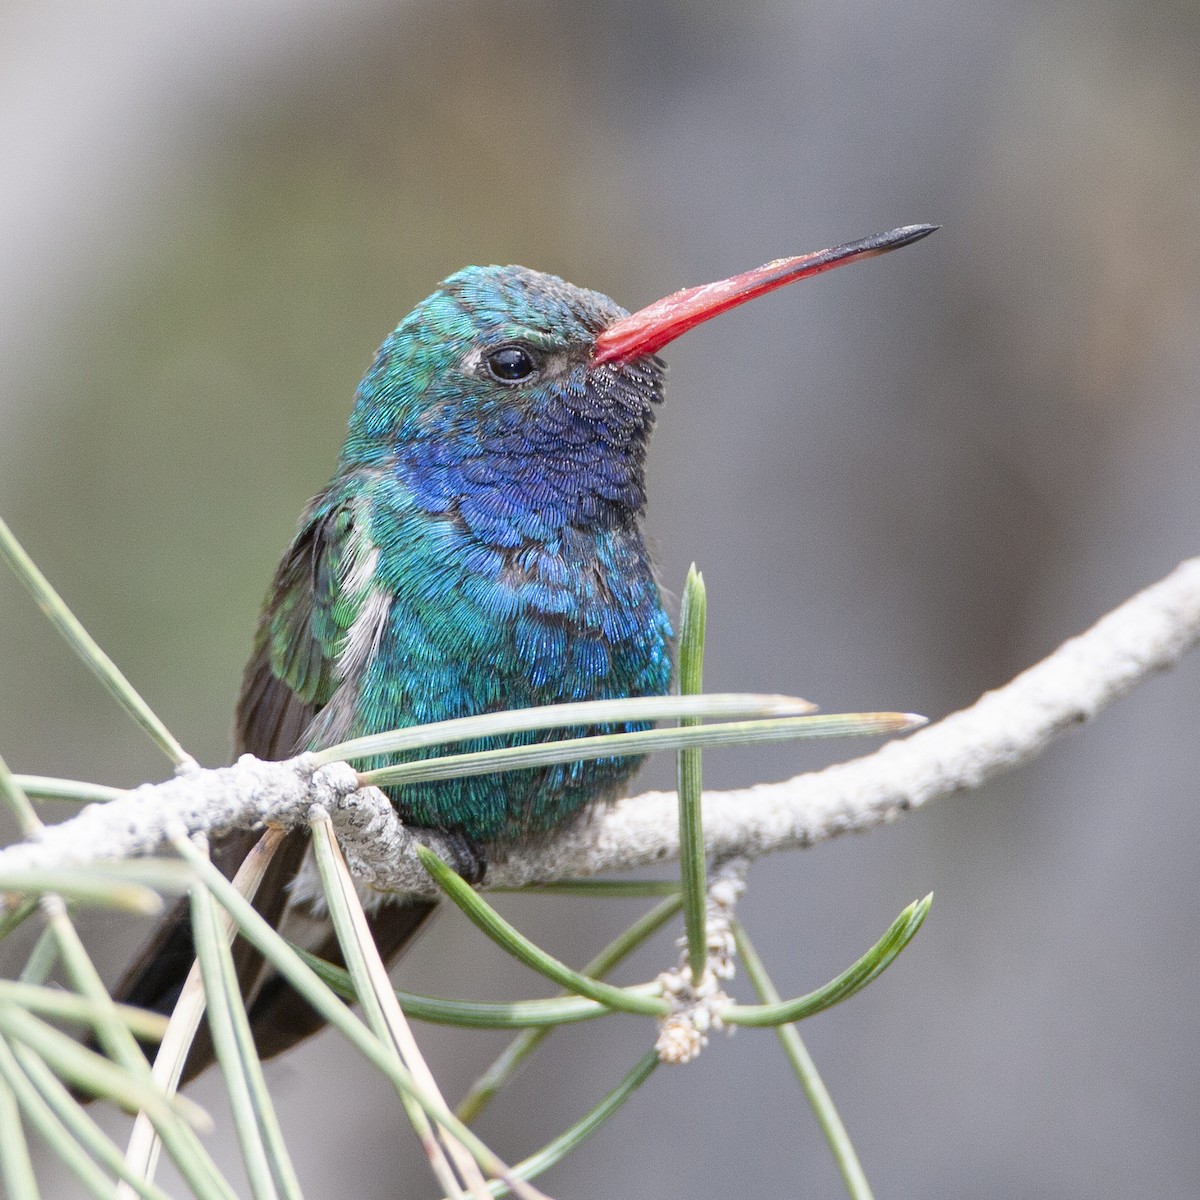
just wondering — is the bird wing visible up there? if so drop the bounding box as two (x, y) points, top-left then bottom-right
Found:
(236, 491), (373, 759)
(114, 485), (436, 1078)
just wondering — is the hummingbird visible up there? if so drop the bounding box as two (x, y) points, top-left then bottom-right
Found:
(115, 223), (936, 1077)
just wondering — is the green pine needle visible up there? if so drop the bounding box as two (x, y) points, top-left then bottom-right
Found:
(456, 894), (682, 1124)
(361, 711), (924, 789)
(190, 883), (290, 1200)
(0, 1067), (40, 1200)
(722, 894), (932, 1026)
(676, 564), (708, 985)
(485, 1051), (659, 1198)
(13, 776), (127, 805)
(315, 692), (815, 766)
(0, 982), (169, 1043)
(298, 950), (658, 1028)
(417, 846), (669, 1018)
(736, 924), (875, 1200)
(0, 516), (193, 768)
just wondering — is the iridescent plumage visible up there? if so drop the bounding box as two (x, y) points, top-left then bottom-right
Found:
(241, 266), (674, 842)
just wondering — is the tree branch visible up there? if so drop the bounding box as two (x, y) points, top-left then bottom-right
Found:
(3, 557), (1198, 901)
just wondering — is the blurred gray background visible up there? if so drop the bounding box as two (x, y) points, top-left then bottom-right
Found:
(3, 0), (1199, 1195)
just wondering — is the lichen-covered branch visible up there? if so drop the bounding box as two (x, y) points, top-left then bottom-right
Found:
(654, 857), (748, 1064)
(2, 557), (1198, 898)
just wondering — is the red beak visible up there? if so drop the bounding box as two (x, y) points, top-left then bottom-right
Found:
(591, 224), (937, 367)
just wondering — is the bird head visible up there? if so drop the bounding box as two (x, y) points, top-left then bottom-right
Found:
(340, 225), (936, 529)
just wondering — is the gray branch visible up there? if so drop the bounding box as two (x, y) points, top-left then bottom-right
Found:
(3, 557), (1199, 899)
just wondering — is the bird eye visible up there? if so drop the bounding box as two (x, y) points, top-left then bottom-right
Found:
(484, 345), (538, 383)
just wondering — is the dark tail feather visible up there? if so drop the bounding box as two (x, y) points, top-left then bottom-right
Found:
(111, 828), (438, 1084)
(113, 828), (276, 1021)
(244, 898), (438, 1062)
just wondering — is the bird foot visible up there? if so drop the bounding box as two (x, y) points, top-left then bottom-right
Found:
(441, 831), (486, 885)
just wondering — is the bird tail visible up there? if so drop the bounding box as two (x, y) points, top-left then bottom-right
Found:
(110, 829), (437, 1084)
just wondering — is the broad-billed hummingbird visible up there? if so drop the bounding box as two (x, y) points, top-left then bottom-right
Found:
(116, 224), (936, 1076)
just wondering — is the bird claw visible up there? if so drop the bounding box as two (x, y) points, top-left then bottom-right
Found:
(441, 830), (486, 885)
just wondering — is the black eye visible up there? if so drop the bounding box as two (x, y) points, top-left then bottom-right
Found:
(484, 345), (538, 383)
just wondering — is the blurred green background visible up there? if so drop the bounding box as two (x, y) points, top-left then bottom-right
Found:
(3, 0), (1200, 1195)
